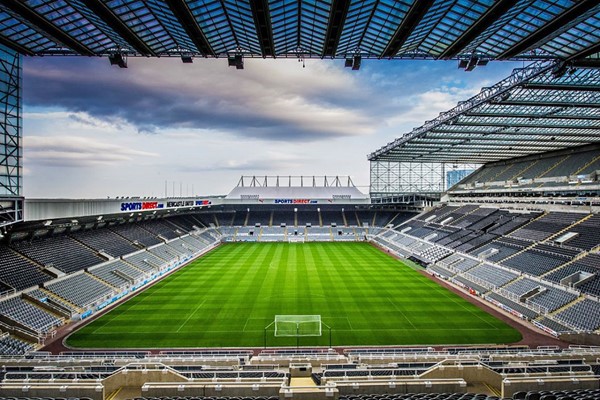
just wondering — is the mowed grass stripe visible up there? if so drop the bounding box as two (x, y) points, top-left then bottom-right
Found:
(66, 242), (521, 348)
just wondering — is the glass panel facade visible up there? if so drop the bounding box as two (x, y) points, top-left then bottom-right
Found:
(0, 44), (21, 197)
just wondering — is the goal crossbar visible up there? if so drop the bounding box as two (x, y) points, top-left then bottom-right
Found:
(273, 315), (322, 337)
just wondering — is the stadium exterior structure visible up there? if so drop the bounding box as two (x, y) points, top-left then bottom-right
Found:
(23, 175), (370, 222)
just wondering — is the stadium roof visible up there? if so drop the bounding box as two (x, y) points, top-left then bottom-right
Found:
(0, 0), (599, 62)
(368, 60), (600, 164)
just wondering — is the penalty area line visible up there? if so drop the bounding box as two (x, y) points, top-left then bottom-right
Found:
(176, 299), (207, 333)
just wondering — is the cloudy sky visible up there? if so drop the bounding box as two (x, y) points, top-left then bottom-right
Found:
(22, 56), (522, 198)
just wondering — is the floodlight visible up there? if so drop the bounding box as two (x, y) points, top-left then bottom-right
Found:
(352, 55), (361, 70)
(108, 53), (127, 68)
(228, 54), (244, 69)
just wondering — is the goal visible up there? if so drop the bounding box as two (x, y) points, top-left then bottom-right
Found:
(288, 236), (305, 243)
(274, 315), (322, 337)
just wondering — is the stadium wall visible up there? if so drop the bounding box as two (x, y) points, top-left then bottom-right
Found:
(24, 196), (371, 221)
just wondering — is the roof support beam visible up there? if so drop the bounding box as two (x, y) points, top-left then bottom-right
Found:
(322, 0), (351, 57)
(0, 34), (34, 56)
(427, 128), (598, 136)
(381, 0), (435, 58)
(417, 134), (596, 142)
(440, 121), (599, 130)
(498, 0), (599, 59)
(464, 112), (600, 121)
(494, 100), (600, 108)
(2, 1), (94, 56)
(566, 40), (600, 63)
(438, 0), (519, 59)
(522, 83), (600, 91)
(81, 0), (156, 56)
(164, 0), (215, 56)
(250, 0), (275, 57)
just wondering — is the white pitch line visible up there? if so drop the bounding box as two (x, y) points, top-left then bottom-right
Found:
(176, 299), (207, 332)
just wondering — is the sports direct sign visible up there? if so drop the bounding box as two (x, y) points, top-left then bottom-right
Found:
(120, 199), (212, 212)
(273, 199), (318, 204)
(120, 201), (164, 211)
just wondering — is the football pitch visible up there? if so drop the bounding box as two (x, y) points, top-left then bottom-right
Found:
(66, 242), (522, 348)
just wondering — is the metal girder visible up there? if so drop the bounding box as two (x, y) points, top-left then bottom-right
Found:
(165, 0), (214, 56)
(0, 34), (34, 56)
(498, 0), (599, 60)
(566, 36), (600, 64)
(81, 0), (156, 56)
(493, 100), (600, 108)
(436, 121), (600, 130)
(250, 0), (275, 57)
(521, 83), (600, 92)
(369, 61), (554, 161)
(418, 133), (596, 141)
(463, 111), (600, 121)
(322, 0), (350, 57)
(438, 0), (519, 60)
(380, 0), (435, 59)
(2, 1), (94, 56)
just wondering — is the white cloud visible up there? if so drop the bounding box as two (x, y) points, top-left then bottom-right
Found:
(24, 136), (158, 167)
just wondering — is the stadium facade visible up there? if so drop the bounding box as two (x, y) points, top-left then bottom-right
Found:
(0, 1), (599, 399)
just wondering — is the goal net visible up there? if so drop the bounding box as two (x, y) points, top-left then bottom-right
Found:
(274, 315), (321, 337)
(288, 236), (305, 243)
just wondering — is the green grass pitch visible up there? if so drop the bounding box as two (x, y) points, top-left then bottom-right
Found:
(66, 242), (522, 348)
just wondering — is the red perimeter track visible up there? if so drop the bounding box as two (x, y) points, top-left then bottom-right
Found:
(41, 242), (569, 355)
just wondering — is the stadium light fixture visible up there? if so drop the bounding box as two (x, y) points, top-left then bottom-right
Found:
(352, 55), (361, 70)
(108, 53), (127, 68)
(344, 56), (361, 70)
(228, 54), (244, 69)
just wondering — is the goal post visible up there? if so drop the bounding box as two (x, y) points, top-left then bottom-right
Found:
(264, 315), (332, 348)
(288, 236), (305, 243)
(274, 315), (322, 337)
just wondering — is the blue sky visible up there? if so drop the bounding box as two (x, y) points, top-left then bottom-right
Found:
(22, 57), (522, 198)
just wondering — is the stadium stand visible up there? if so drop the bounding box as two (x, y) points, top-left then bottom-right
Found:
(124, 251), (168, 272)
(0, 247), (52, 292)
(44, 273), (114, 309)
(11, 235), (106, 274)
(109, 223), (163, 247)
(88, 260), (146, 289)
(138, 219), (181, 240)
(71, 228), (140, 257)
(0, 296), (62, 334)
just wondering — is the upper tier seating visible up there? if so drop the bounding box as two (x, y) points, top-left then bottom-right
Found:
(11, 236), (105, 274)
(0, 247), (51, 291)
(509, 212), (585, 242)
(138, 220), (181, 240)
(71, 228), (140, 257)
(501, 247), (572, 277)
(173, 214), (204, 231)
(555, 214), (600, 250)
(457, 148), (600, 188)
(296, 210), (319, 226)
(109, 223), (163, 247)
